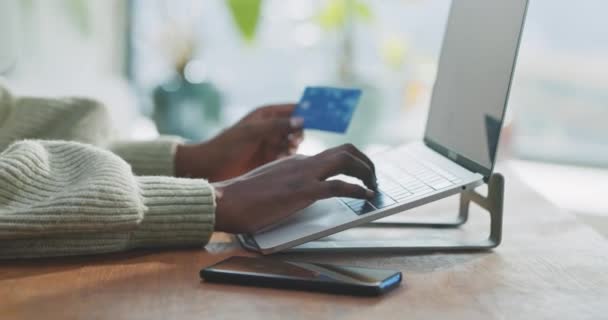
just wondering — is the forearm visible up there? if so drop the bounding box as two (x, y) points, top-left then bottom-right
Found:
(0, 85), (184, 177)
(108, 138), (182, 177)
(0, 140), (216, 259)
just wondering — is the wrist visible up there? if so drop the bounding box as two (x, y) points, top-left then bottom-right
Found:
(211, 182), (231, 232)
(175, 143), (213, 178)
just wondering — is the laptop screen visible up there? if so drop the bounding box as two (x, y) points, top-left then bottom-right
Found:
(424, 0), (528, 178)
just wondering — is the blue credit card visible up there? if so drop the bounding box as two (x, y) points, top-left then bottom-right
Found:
(293, 86), (362, 133)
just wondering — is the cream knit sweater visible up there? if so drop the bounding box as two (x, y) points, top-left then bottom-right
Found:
(0, 85), (216, 259)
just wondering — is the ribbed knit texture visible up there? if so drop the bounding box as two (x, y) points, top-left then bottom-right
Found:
(0, 85), (216, 259)
(0, 85), (181, 176)
(109, 139), (179, 176)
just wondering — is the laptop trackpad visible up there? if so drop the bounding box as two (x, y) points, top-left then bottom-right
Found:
(252, 199), (356, 250)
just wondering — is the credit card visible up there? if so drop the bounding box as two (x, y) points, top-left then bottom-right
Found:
(293, 86), (362, 133)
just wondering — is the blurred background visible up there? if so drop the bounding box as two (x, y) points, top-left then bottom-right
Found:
(1, 0), (607, 231)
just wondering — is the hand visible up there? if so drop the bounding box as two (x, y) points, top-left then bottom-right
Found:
(212, 144), (378, 234)
(175, 104), (304, 181)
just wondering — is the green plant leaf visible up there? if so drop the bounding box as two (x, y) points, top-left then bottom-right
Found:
(381, 36), (408, 69)
(316, 0), (373, 30)
(317, 0), (347, 30)
(354, 1), (373, 22)
(226, 0), (262, 43)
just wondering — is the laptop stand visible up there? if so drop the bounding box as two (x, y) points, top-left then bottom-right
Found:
(285, 173), (504, 253)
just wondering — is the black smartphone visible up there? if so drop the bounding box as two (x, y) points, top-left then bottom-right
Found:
(200, 256), (402, 296)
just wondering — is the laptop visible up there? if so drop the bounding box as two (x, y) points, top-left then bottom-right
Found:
(239, 0), (529, 254)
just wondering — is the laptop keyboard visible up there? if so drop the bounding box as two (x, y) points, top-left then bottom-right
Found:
(340, 152), (463, 215)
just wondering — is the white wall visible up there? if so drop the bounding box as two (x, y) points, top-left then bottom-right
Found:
(6, 0), (127, 86)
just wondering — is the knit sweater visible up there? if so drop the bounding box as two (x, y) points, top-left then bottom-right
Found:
(0, 85), (216, 259)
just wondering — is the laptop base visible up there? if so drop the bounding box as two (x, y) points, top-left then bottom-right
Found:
(281, 173), (504, 253)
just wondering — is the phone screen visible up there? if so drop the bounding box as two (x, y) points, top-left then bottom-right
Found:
(204, 256), (401, 287)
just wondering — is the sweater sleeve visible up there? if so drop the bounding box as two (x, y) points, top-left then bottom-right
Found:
(0, 140), (216, 259)
(0, 85), (182, 177)
(108, 138), (181, 177)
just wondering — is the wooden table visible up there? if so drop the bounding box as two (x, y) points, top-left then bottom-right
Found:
(2, 169), (607, 320)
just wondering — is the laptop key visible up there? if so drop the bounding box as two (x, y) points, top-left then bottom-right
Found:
(346, 200), (377, 215)
(424, 176), (447, 183)
(407, 184), (429, 191)
(369, 192), (396, 209)
(341, 198), (363, 205)
(378, 182), (406, 192)
(428, 180), (453, 190)
(392, 193), (419, 202)
(384, 190), (410, 199)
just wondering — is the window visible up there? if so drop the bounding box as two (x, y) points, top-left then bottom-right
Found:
(129, 0), (608, 165)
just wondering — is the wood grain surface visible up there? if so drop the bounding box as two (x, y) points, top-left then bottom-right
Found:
(1, 168), (607, 320)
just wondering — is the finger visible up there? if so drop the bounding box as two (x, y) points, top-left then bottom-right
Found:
(260, 136), (297, 162)
(316, 144), (375, 176)
(275, 139), (299, 157)
(269, 131), (297, 150)
(266, 139), (290, 159)
(253, 118), (304, 137)
(288, 131), (304, 143)
(277, 151), (291, 158)
(287, 143), (300, 155)
(288, 140), (299, 149)
(277, 147), (298, 158)
(236, 154), (308, 180)
(288, 134), (303, 149)
(316, 180), (375, 200)
(255, 104), (297, 118)
(338, 143), (376, 177)
(315, 151), (377, 189)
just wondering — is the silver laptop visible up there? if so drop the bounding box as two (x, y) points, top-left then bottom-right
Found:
(239, 0), (529, 254)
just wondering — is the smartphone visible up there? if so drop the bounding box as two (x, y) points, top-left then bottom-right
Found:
(200, 256), (402, 296)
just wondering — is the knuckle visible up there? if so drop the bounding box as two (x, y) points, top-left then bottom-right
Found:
(327, 145), (341, 153)
(356, 185), (367, 195)
(336, 151), (352, 164)
(343, 143), (357, 152)
(327, 180), (345, 194)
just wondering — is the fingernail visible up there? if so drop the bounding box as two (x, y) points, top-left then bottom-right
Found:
(290, 117), (304, 128)
(366, 189), (375, 199)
